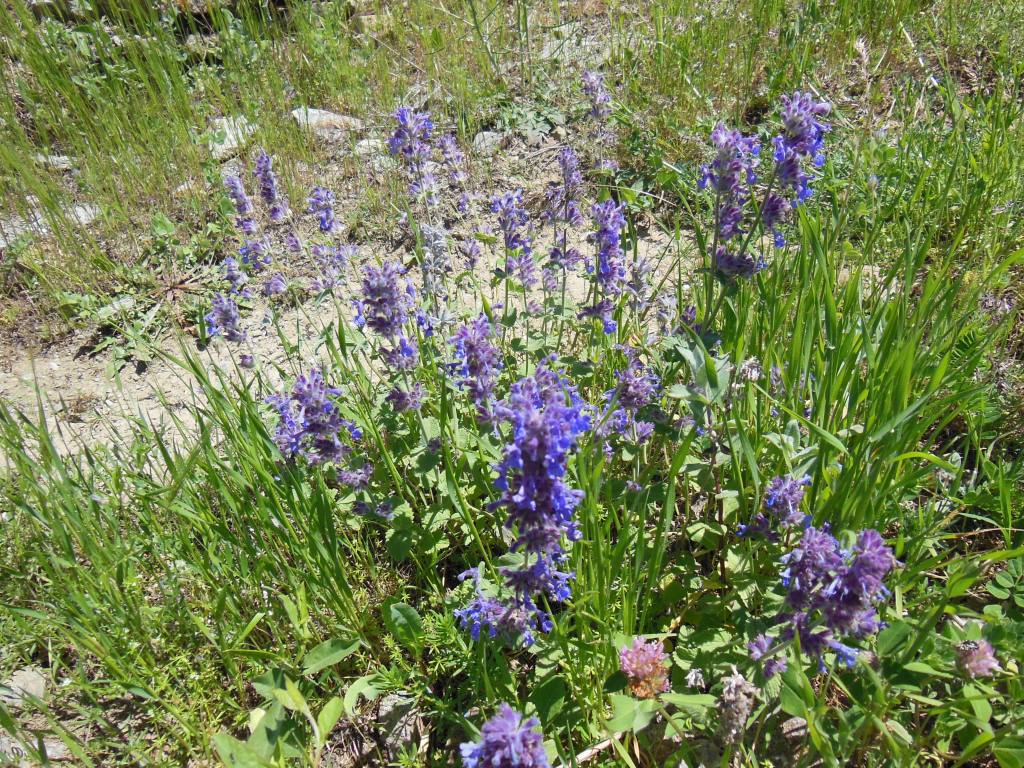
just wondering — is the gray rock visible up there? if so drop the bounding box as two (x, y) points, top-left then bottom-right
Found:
(523, 129), (546, 148)
(209, 116), (255, 160)
(355, 138), (385, 157)
(291, 108), (363, 141)
(1, 668), (47, 710)
(33, 154), (74, 172)
(376, 694), (425, 759)
(0, 204), (99, 249)
(472, 131), (503, 156)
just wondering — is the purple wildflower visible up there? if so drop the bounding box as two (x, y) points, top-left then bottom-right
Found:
(205, 293), (245, 342)
(698, 123), (759, 241)
(337, 462), (373, 489)
(239, 239), (271, 272)
(387, 107), (433, 165)
(491, 190), (532, 257)
(715, 246), (764, 280)
(491, 362), (589, 633)
(356, 261), (414, 338)
(544, 146), (584, 227)
(773, 91), (830, 203)
(306, 187), (335, 233)
(590, 200), (627, 295)
(223, 174), (254, 231)
(438, 133), (467, 184)
(764, 474), (811, 527)
(266, 367), (361, 465)
(582, 70), (611, 120)
(450, 315), (501, 416)
(619, 638), (670, 699)
(253, 150), (289, 221)
(461, 704), (549, 768)
(612, 354), (659, 411)
(458, 237), (482, 269)
(239, 353), (255, 369)
(387, 383), (425, 413)
(223, 256), (248, 294)
(263, 272), (287, 297)
(578, 298), (616, 335)
(765, 526), (896, 673)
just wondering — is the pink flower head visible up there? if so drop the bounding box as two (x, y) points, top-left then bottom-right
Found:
(619, 637), (669, 699)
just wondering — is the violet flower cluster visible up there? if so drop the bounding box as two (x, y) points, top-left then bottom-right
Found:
(491, 190), (536, 287)
(461, 704), (549, 768)
(306, 186), (335, 233)
(353, 260), (424, 412)
(590, 199), (627, 302)
(266, 367), (362, 466)
(205, 293), (245, 343)
(223, 174), (254, 233)
(740, 473), (811, 538)
(449, 314), (502, 419)
(253, 149), (289, 222)
(697, 92), (830, 277)
(388, 107), (438, 207)
(749, 526), (896, 677)
(544, 147), (584, 258)
(598, 352), (658, 446)
(457, 361), (590, 645)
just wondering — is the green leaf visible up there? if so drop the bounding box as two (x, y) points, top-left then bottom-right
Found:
(995, 737), (1024, 768)
(152, 213), (176, 238)
(344, 673), (383, 716)
(660, 692), (716, 709)
(213, 733), (274, 768)
(302, 637), (361, 676)
(317, 696), (345, 742)
(383, 601), (423, 648)
(606, 693), (658, 733)
(876, 621), (913, 656)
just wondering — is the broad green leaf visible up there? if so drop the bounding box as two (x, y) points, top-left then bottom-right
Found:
(995, 738), (1024, 768)
(606, 693), (658, 733)
(317, 696), (345, 742)
(302, 637), (361, 676)
(383, 601), (423, 648)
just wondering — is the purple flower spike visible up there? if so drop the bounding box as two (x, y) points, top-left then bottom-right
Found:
(358, 260), (414, 339)
(205, 293), (245, 343)
(590, 199), (627, 295)
(266, 367), (360, 465)
(582, 70), (611, 120)
(253, 150), (289, 221)
(306, 186), (336, 233)
(450, 315), (502, 418)
(461, 704), (549, 768)
(764, 474), (811, 527)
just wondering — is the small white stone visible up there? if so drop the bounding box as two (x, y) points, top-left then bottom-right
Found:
(292, 108), (363, 141)
(1, 668), (47, 710)
(472, 131), (503, 156)
(209, 116), (255, 160)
